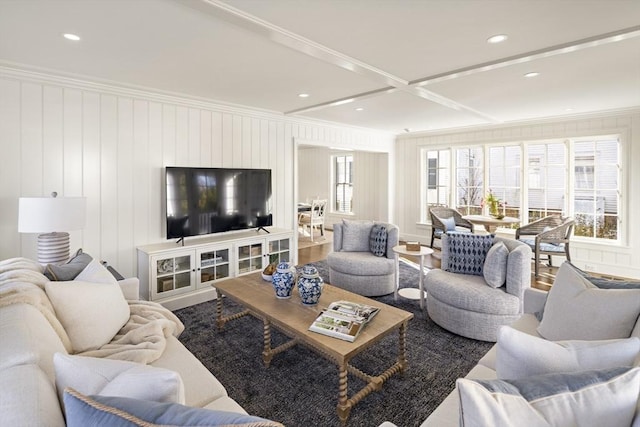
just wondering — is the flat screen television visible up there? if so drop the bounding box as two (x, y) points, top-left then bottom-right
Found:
(165, 167), (272, 240)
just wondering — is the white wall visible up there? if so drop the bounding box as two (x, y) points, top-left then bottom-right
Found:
(0, 67), (394, 276)
(297, 147), (390, 228)
(395, 110), (640, 278)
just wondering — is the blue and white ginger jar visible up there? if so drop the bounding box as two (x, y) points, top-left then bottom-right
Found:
(272, 261), (296, 299)
(297, 265), (324, 305)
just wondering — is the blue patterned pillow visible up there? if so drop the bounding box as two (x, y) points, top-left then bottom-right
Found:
(442, 232), (494, 276)
(369, 224), (387, 257)
(63, 388), (283, 427)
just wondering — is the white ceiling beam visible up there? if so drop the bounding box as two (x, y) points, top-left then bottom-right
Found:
(411, 25), (640, 86)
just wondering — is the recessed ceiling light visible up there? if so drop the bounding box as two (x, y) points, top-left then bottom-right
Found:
(63, 33), (81, 41)
(524, 72), (540, 78)
(403, 128), (411, 133)
(565, 108), (574, 112)
(487, 34), (508, 44)
(298, 93), (309, 98)
(355, 107), (364, 111)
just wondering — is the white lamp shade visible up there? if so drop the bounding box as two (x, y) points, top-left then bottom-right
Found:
(18, 197), (86, 233)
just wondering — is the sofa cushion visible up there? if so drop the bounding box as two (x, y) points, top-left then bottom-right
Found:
(54, 353), (185, 407)
(483, 241), (508, 288)
(537, 262), (640, 341)
(75, 259), (118, 285)
(0, 364), (66, 427)
(478, 313), (540, 371)
(457, 367), (640, 427)
(151, 336), (229, 408)
(44, 249), (92, 281)
(425, 270), (520, 315)
(341, 219), (373, 252)
(62, 388), (283, 427)
(0, 303), (68, 382)
(45, 280), (130, 353)
(369, 224), (387, 257)
(326, 251), (395, 277)
(496, 326), (640, 380)
(442, 232), (493, 276)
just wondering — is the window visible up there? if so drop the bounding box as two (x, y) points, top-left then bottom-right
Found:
(334, 155), (353, 213)
(572, 138), (619, 240)
(526, 143), (566, 222)
(455, 148), (483, 215)
(419, 134), (621, 242)
(422, 149), (450, 220)
(488, 145), (521, 221)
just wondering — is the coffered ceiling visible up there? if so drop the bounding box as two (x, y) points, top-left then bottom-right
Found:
(0, 0), (638, 134)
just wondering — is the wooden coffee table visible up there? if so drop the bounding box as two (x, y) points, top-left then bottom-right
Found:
(214, 273), (413, 424)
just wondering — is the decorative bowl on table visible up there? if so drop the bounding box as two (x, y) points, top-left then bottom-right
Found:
(490, 214), (505, 220)
(261, 273), (273, 282)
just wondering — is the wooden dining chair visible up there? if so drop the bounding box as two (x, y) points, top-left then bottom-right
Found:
(298, 199), (327, 241)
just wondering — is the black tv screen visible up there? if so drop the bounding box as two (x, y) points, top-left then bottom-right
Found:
(165, 167), (272, 239)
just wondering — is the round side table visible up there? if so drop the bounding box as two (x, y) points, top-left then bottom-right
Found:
(392, 244), (434, 310)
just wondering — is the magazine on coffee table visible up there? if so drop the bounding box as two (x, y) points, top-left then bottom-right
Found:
(309, 300), (381, 342)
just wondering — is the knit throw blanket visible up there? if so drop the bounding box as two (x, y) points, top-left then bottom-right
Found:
(0, 257), (184, 364)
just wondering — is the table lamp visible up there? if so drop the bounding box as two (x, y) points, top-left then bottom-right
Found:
(18, 192), (86, 264)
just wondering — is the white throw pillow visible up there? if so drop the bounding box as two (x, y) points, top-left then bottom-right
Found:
(537, 262), (640, 340)
(75, 259), (118, 285)
(54, 353), (185, 408)
(496, 325), (640, 380)
(458, 367), (640, 427)
(45, 280), (130, 353)
(483, 241), (509, 288)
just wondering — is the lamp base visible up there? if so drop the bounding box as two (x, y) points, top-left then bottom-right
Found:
(37, 232), (70, 265)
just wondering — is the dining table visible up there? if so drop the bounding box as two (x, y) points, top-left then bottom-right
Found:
(462, 215), (520, 234)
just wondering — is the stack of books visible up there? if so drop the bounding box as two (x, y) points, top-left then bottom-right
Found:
(309, 300), (380, 342)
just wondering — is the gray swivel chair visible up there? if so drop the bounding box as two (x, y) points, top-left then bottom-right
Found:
(327, 220), (399, 296)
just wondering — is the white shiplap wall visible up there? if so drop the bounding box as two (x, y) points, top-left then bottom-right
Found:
(0, 69), (394, 277)
(395, 111), (640, 278)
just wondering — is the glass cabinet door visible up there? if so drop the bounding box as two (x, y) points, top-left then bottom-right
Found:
(153, 252), (194, 298)
(197, 247), (230, 288)
(267, 237), (291, 265)
(237, 242), (263, 275)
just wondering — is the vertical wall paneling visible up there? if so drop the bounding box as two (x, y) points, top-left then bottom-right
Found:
(0, 72), (395, 272)
(211, 112), (222, 167)
(175, 106), (189, 166)
(148, 102), (163, 239)
(43, 86), (64, 198)
(251, 118), (260, 168)
(162, 105), (176, 167)
(99, 94), (118, 265)
(133, 99), (150, 257)
(200, 110), (212, 167)
(187, 108), (200, 166)
(117, 97), (134, 274)
(82, 92), (101, 257)
(221, 113), (232, 166)
(1, 79), (22, 256)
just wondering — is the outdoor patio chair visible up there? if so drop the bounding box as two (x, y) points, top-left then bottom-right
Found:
(429, 206), (474, 248)
(516, 215), (575, 278)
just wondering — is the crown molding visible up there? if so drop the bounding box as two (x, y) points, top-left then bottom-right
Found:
(0, 62), (394, 138)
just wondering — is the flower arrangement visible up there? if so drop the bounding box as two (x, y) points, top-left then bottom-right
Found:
(482, 190), (505, 219)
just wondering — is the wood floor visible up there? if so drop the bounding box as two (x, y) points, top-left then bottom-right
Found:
(297, 240), (557, 291)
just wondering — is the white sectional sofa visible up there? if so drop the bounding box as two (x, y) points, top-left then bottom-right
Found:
(382, 261), (640, 427)
(0, 256), (275, 426)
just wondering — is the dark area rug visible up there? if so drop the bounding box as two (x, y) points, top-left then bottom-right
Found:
(174, 260), (493, 427)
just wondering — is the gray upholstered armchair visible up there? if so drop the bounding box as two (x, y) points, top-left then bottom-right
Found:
(429, 206), (474, 248)
(327, 220), (399, 296)
(424, 233), (532, 342)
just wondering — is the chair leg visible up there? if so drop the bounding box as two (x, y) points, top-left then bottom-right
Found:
(430, 232), (435, 248)
(548, 254), (553, 267)
(534, 249), (540, 278)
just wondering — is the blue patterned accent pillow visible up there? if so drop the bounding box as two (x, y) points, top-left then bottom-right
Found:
(442, 232), (494, 276)
(369, 224), (387, 257)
